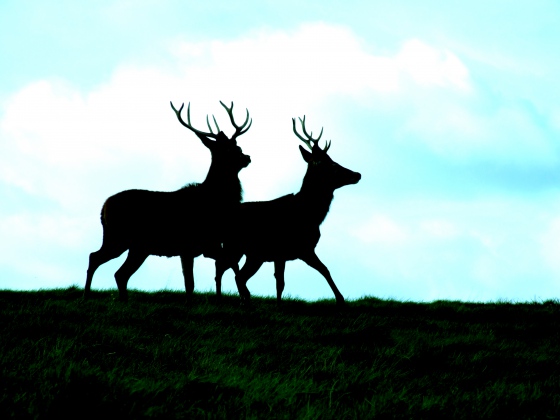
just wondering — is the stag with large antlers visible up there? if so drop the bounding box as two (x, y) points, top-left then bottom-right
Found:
(215, 116), (360, 305)
(84, 100), (252, 302)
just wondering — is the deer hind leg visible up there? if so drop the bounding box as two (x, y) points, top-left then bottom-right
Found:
(214, 259), (226, 300)
(180, 255), (195, 303)
(235, 255), (263, 305)
(300, 252), (345, 305)
(214, 249), (243, 300)
(84, 243), (126, 299)
(114, 250), (148, 302)
(274, 260), (286, 305)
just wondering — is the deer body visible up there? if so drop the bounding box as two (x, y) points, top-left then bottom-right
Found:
(100, 176), (241, 257)
(216, 117), (360, 305)
(226, 193), (325, 261)
(84, 101), (251, 302)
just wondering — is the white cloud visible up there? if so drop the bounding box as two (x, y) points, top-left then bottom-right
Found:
(9, 21), (559, 303)
(352, 214), (409, 245)
(420, 219), (460, 239)
(397, 39), (471, 91)
(344, 197), (560, 302)
(169, 23), (472, 104)
(400, 94), (558, 166)
(1, 23), (474, 209)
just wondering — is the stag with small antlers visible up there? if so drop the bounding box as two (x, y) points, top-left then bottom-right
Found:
(84, 100), (252, 302)
(215, 116), (361, 305)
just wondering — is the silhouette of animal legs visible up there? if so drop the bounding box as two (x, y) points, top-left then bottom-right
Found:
(274, 260), (286, 304)
(235, 256), (264, 304)
(213, 249), (242, 300)
(215, 259), (226, 300)
(180, 255), (195, 302)
(214, 256), (232, 300)
(300, 252), (345, 305)
(84, 244), (127, 298)
(114, 250), (148, 301)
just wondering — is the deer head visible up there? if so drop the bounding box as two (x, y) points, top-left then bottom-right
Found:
(293, 116), (361, 190)
(170, 101), (252, 172)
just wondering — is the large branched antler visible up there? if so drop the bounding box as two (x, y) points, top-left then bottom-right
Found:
(170, 101), (252, 141)
(292, 116), (331, 152)
(170, 102), (221, 139)
(219, 101), (252, 141)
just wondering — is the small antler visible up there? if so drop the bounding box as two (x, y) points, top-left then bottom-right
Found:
(206, 114), (220, 134)
(220, 101), (252, 141)
(292, 116), (331, 152)
(170, 102), (221, 139)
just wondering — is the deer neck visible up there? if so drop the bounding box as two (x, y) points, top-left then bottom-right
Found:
(297, 173), (334, 226)
(202, 163), (243, 204)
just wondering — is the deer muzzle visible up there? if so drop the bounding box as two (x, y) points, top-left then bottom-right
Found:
(350, 171), (361, 184)
(241, 154), (251, 168)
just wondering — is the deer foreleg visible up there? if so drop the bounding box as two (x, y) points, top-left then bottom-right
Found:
(300, 252), (345, 305)
(214, 258), (227, 300)
(180, 255), (195, 303)
(235, 256), (263, 305)
(274, 260), (286, 305)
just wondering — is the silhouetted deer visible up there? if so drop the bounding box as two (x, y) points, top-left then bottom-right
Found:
(84, 101), (252, 302)
(215, 117), (361, 305)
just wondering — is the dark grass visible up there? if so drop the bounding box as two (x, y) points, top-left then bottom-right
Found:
(1, 287), (560, 418)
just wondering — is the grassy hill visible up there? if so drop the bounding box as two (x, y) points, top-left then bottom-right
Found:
(1, 287), (559, 418)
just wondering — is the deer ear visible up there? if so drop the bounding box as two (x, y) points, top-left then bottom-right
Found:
(195, 133), (215, 150)
(299, 145), (312, 163)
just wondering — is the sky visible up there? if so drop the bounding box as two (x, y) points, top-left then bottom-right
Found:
(2, 0), (560, 302)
